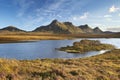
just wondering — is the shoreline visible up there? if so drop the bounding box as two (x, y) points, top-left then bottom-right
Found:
(0, 32), (120, 43)
(0, 49), (119, 79)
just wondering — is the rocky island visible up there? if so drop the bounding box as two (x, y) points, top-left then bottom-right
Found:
(58, 39), (115, 53)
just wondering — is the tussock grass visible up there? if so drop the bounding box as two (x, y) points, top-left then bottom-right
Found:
(0, 49), (119, 80)
(58, 39), (115, 53)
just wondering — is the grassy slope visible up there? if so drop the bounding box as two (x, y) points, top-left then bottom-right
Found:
(0, 32), (120, 43)
(0, 49), (120, 80)
(0, 32), (71, 43)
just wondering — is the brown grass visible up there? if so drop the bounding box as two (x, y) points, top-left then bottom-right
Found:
(58, 39), (115, 53)
(0, 49), (119, 80)
(0, 32), (119, 43)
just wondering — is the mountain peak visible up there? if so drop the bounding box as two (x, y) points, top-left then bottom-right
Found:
(79, 24), (90, 29)
(51, 19), (59, 24)
(94, 27), (99, 29)
(33, 20), (83, 34)
(64, 22), (73, 26)
(79, 24), (94, 33)
(0, 26), (24, 32)
(93, 27), (103, 33)
(7, 26), (16, 28)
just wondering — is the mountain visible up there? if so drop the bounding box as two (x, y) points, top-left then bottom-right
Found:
(33, 20), (84, 34)
(103, 31), (115, 34)
(0, 26), (25, 32)
(33, 20), (104, 34)
(93, 27), (103, 33)
(79, 25), (103, 34)
(78, 24), (94, 33)
(0, 20), (105, 34)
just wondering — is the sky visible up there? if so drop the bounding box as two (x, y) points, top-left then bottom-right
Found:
(0, 0), (120, 31)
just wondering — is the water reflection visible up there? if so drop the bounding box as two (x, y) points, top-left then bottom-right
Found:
(0, 38), (119, 60)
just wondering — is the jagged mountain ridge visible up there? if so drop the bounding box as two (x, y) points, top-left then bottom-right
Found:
(33, 20), (84, 34)
(78, 24), (94, 33)
(0, 20), (105, 34)
(33, 20), (103, 34)
(93, 27), (103, 33)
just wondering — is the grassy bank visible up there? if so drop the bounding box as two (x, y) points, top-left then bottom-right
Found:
(0, 32), (70, 43)
(58, 39), (115, 53)
(0, 49), (119, 80)
(0, 32), (120, 43)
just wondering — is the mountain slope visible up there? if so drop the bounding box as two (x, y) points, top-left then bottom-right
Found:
(78, 24), (94, 33)
(33, 20), (84, 34)
(0, 20), (104, 34)
(0, 26), (25, 32)
(93, 27), (103, 33)
(33, 20), (104, 34)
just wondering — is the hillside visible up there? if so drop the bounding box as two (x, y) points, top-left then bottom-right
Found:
(33, 20), (104, 34)
(0, 26), (25, 32)
(93, 27), (103, 33)
(0, 20), (113, 34)
(33, 20), (84, 34)
(79, 24), (94, 33)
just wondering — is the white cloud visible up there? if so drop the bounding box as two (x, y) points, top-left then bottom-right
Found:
(119, 13), (120, 16)
(21, 16), (44, 31)
(72, 16), (78, 21)
(71, 12), (89, 21)
(14, 0), (34, 17)
(92, 23), (103, 26)
(80, 12), (89, 19)
(104, 14), (113, 22)
(109, 5), (119, 13)
(107, 27), (120, 32)
(56, 15), (62, 18)
(106, 18), (112, 21)
(104, 15), (112, 18)
(48, 0), (65, 10)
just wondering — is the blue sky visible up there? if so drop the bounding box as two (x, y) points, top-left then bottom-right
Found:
(0, 0), (120, 31)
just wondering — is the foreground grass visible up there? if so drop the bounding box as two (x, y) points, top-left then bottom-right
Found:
(0, 49), (120, 80)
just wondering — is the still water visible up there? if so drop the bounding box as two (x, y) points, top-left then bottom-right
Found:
(0, 38), (119, 60)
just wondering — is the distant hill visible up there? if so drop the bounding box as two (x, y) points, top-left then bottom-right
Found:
(0, 20), (115, 34)
(0, 26), (25, 32)
(79, 25), (103, 34)
(33, 20), (84, 34)
(103, 31), (115, 34)
(93, 27), (103, 33)
(78, 24), (94, 33)
(33, 20), (105, 34)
